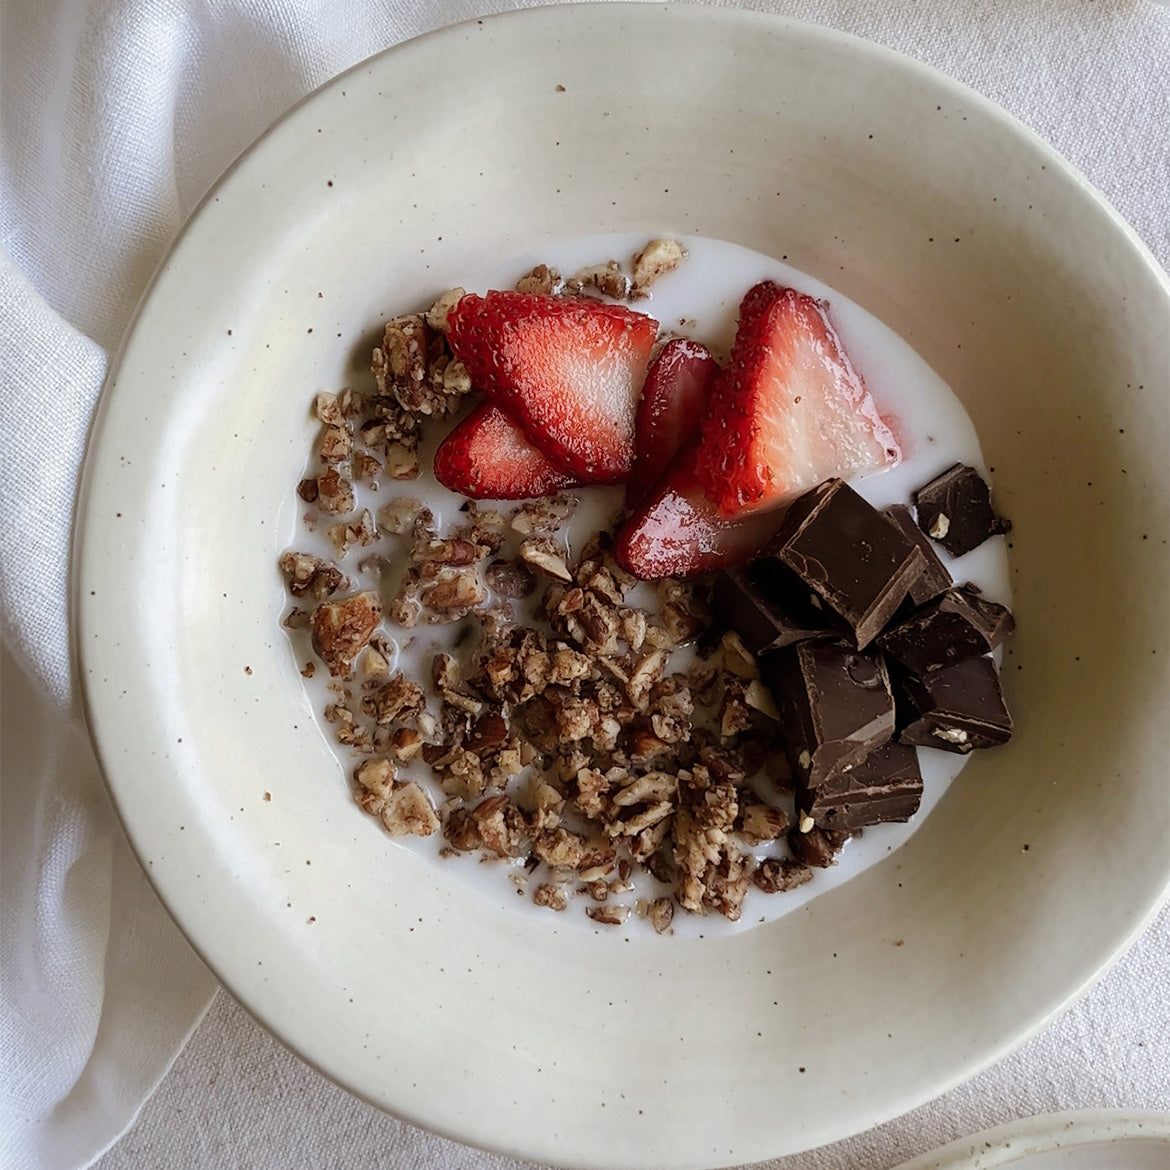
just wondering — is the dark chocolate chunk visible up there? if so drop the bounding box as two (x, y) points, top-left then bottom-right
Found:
(913, 463), (1011, 557)
(764, 640), (894, 789)
(895, 655), (1012, 753)
(878, 586), (1014, 674)
(796, 741), (923, 833)
(769, 478), (925, 648)
(788, 824), (849, 868)
(884, 503), (953, 604)
(712, 559), (839, 655)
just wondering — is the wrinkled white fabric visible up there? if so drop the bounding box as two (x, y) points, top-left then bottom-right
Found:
(0, 644), (215, 1170)
(1, 2), (1166, 1170)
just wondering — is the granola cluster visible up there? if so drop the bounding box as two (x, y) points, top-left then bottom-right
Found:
(513, 236), (687, 304)
(278, 243), (849, 931)
(292, 299), (475, 532)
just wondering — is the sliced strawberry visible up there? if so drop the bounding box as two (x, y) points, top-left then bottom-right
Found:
(698, 282), (900, 515)
(627, 337), (719, 507)
(614, 440), (788, 580)
(446, 291), (658, 483)
(434, 402), (580, 500)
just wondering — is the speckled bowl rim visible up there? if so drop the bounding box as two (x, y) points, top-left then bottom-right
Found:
(892, 1110), (1170, 1169)
(73, 5), (1170, 1168)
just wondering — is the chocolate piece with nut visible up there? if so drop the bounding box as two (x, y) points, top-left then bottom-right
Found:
(788, 824), (849, 868)
(768, 478), (925, 649)
(895, 654), (1012, 753)
(878, 586), (1014, 675)
(796, 741), (923, 833)
(913, 463), (1011, 557)
(764, 639), (894, 790)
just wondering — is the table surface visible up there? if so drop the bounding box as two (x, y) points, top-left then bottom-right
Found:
(91, 1), (1169, 1167)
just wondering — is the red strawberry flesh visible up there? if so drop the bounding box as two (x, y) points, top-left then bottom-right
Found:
(698, 282), (900, 515)
(434, 402), (580, 500)
(446, 291), (658, 483)
(614, 440), (788, 580)
(627, 337), (719, 507)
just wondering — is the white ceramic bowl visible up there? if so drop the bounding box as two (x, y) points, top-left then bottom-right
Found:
(75, 6), (1170, 1168)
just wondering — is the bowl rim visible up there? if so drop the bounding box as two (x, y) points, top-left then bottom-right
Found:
(73, 4), (1170, 1166)
(890, 1109), (1170, 1169)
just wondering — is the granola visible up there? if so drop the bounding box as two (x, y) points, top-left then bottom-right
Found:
(278, 239), (848, 933)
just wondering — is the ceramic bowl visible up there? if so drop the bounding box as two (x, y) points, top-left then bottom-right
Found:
(892, 1110), (1170, 1170)
(75, 6), (1170, 1167)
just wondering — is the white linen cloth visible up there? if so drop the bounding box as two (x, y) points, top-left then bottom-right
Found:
(0, 2), (1165, 1169)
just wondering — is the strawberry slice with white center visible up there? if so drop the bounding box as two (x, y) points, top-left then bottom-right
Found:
(446, 291), (658, 483)
(434, 402), (581, 500)
(698, 282), (900, 515)
(614, 440), (789, 580)
(627, 337), (719, 507)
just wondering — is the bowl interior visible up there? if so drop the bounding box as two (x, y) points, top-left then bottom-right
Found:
(76, 6), (1170, 1168)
